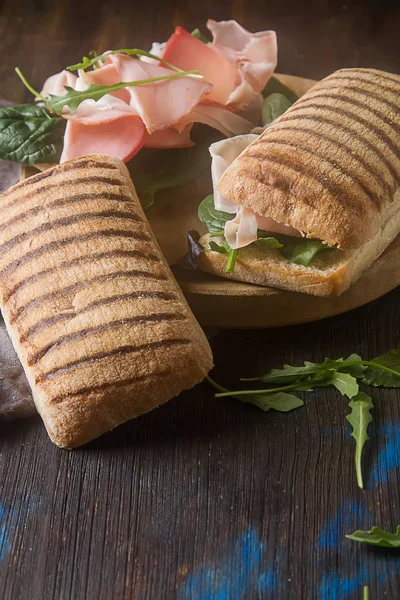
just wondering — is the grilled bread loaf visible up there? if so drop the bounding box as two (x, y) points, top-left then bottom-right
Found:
(0, 154), (213, 448)
(201, 68), (400, 295)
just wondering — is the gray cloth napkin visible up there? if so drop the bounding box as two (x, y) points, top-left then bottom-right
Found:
(0, 99), (36, 420)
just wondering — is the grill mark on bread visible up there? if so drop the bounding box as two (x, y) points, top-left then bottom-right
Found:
(49, 370), (172, 404)
(254, 137), (379, 207)
(299, 88), (400, 134)
(4, 249), (160, 303)
(22, 291), (178, 341)
(0, 192), (137, 233)
(324, 72), (400, 98)
(9, 269), (167, 324)
(0, 176), (124, 212)
(29, 312), (187, 364)
(286, 102), (400, 170)
(0, 230), (151, 279)
(59, 158), (119, 172)
(0, 210), (142, 255)
(338, 69), (400, 88)
(252, 123), (389, 197)
(36, 338), (192, 383)
(245, 150), (352, 205)
(277, 112), (400, 186)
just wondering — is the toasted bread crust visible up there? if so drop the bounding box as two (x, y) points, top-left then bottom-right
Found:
(199, 195), (400, 296)
(218, 68), (400, 249)
(0, 155), (213, 447)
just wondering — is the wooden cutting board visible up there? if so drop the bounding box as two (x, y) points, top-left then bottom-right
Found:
(21, 74), (400, 328)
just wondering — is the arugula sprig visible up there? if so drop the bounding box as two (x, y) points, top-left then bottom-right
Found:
(346, 392), (374, 489)
(67, 48), (184, 73)
(347, 526), (400, 548)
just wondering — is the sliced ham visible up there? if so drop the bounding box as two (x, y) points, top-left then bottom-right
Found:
(209, 134), (258, 212)
(64, 93), (138, 124)
(176, 103), (253, 138)
(105, 54), (213, 132)
(40, 70), (78, 97)
(144, 125), (193, 148)
(60, 114), (146, 163)
(207, 20), (278, 108)
(161, 27), (238, 105)
(211, 133), (301, 248)
(224, 206), (258, 249)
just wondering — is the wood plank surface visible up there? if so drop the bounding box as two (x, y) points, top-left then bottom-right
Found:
(1, 1), (400, 599)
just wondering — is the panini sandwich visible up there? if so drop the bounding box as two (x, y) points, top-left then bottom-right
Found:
(198, 68), (400, 296)
(0, 155), (212, 448)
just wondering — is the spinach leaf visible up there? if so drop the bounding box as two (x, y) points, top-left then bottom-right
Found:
(280, 238), (331, 266)
(130, 142), (211, 210)
(209, 240), (228, 254)
(362, 350), (400, 387)
(262, 93), (293, 125)
(191, 28), (210, 43)
(198, 194), (233, 232)
(262, 75), (299, 103)
(255, 236), (283, 249)
(0, 103), (65, 166)
(346, 392), (374, 489)
(346, 525), (400, 548)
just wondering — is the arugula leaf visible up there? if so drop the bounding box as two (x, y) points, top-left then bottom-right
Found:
(67, 48), (183, 73)
(329, 371), (359, 399)
(255, 236), (283, 249)
(262, 93), (293, 125)
(362, 350), (400, 387)
(191, 28), (210, 43)
(47, 70), (200, 115)
(346, 392), (374, 489)
(209, 241), (228, 254)
(262, 75), (299, 104)
(205, 377), (304, 413)
(280, 238), (332, 266)
(346, 525), (400, 547)
(0, 103), (65, 165)
(225, 248), (238, 273)
(198, 194), (233, 232)
(129, 142), (211, 210)
(250, 354), (365, 385)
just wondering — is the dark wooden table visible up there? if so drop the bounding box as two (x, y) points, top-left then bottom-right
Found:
(1, 1), (400, 598)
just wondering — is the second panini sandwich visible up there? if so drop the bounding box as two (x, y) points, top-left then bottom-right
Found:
(0, 155), (213, 448)
(198, 67), (400, 296)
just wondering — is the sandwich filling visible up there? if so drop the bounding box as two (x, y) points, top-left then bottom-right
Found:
(199, 134), (335, 271)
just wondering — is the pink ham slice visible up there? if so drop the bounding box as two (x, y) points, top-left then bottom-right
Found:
(207, 20), (277, 108)
(104, 54), (213, 132)
(82, 62), (130, 103)
(60, 114), (146, 163)
(161, 27), (238, 105)
(40, 70), (78, 97)
(144, 125), (193, 148)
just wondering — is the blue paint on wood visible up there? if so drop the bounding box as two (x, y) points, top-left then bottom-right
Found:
(178, 527), (277, 600)
(0, 505), (11, 562)
(370, 423), (400, 486)
(319, 567), (375, 599)
(317, 499), (372, 551)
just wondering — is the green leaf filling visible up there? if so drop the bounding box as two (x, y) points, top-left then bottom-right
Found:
(346, 392), (374, 489)
(0, 103), (65, 165)
(198, 194), (233, 232)
(262, 75), (299, 103)
(262, 93), (293, 125)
